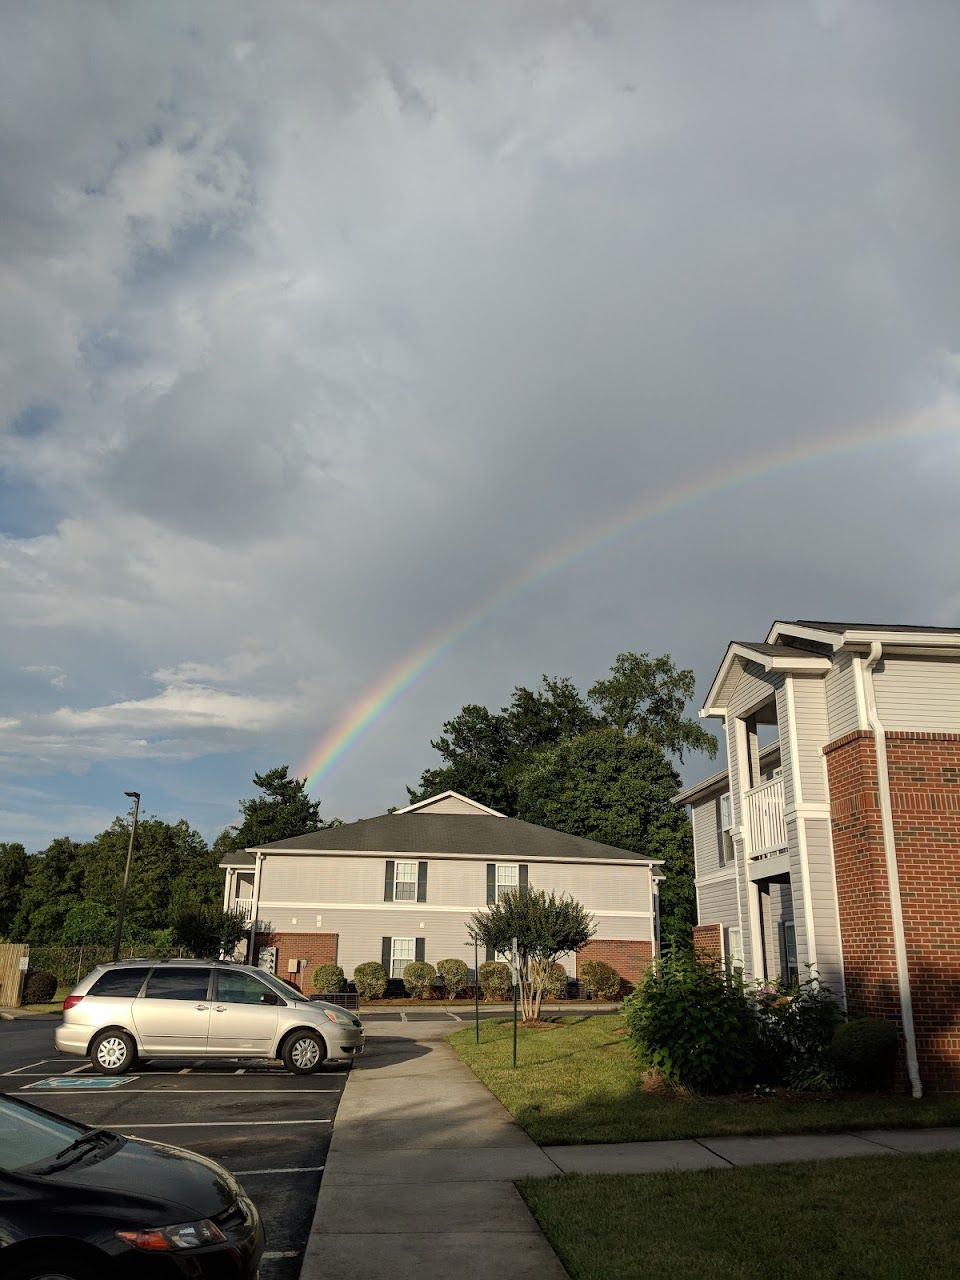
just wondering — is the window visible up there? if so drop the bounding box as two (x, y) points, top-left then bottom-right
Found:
(394, 861), (418, 901)
(496, 863), (519, 901)
(142, 968), (211, 1002)
(781, 920), (799, 986)
(718, 792), (735, 865)
(724, 926), (743, 971)
(215, 970), (277, 1005)
(0, 1097), (89, 1174)
(89, 967), (151, 998)
(390, 938), (415, 979)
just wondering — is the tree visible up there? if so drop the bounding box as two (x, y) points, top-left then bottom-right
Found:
(172, 905), (248, 959)
(470, 887), (595, 1022)
(60, 900), (117, 947)
(10, 837), (86, 942)
(216, 765), (330, 854)
(588, 653), (717, 761)
(515, 729), (696, 950)
(408, 653), (715, 814)
(0, 842), (28, 937)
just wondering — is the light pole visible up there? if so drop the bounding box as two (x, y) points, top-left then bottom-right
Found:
(465, 930), (480, 1044)
(112, 791), (140, 963)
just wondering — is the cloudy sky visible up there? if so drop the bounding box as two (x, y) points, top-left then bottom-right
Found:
(2, 1), (959, 849)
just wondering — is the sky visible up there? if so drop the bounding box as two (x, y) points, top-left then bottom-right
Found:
(2, 1), (960, 851)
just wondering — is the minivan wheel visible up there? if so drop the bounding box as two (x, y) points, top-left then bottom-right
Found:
(282, 1031), (325, 1075)
(90, 1029), (137, 1075)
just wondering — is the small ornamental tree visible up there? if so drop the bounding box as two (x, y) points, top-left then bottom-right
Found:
(437, 958), (470, 999)
(470, 888), (595, 1023)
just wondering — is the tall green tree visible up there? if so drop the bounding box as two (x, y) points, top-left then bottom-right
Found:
(0, 842), (28, 937)
(588, 652), (717, 761)
(10, 837), (87, 943)
(215, 765), (330, 853)
(515, 729), (696, 950)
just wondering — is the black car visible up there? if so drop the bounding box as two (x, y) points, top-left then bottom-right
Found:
(0, 1094), (263, 1279)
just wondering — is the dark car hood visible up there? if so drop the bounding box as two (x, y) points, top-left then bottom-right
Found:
(46, 1135), (240, 1222)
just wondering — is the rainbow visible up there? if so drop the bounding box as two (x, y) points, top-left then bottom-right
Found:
(300, 404), (957, 793)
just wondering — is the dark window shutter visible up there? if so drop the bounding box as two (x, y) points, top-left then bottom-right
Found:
(415, 937), (425, 963)
(519, 863), (528, 892)
(485, 946), (494, 963)
(417, 861), (428, 903)
(381, 937), (391, 972)
(384, 860), (395, 902)
(486, 863), (496, 904)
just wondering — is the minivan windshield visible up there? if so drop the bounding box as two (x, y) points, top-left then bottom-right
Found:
(0, 1097), (89, 1173)
(251, 969), (304, 1002)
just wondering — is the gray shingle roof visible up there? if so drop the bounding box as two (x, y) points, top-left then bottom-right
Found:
(245, 813), (659, 863)
(794, 620), (960, 635)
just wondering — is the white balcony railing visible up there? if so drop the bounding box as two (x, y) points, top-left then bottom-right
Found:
(231, 898), (254, 923)
(743, 776), (787, 857)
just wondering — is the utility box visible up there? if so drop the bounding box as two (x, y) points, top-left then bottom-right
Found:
(257, 946), (277, 975)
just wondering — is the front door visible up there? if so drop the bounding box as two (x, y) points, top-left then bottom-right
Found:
(207, 968), (281, 1055)
(132, 967), (213, 1054)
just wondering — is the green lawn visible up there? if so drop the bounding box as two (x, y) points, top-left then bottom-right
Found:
(449, 1016), (960, 1144)
(518, 1153), (960, 1280)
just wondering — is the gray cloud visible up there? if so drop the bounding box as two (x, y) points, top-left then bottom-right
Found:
(1, 2), (959, 845)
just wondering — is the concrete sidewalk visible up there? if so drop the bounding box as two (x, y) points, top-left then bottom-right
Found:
(302, 1021), (567, 1280)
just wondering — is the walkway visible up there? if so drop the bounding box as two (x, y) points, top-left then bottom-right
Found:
(301, 1023), (960, 1280)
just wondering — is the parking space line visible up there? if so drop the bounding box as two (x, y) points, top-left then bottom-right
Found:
(447, 1012), (463, 1021)
(178, 1067), (192, 1074)
(263, 1251), (301, 1260)
(400, 1010), (408, 1022)
(65, 1064), (91, 1075)
(233, 1166), (325, 1175)
(120, 1119), (332, 1128)
(234, 1068), (246, 1074)
(3, 1060), (49, 1075)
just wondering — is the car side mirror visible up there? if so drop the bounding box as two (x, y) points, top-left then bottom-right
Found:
(259, 992), (280, 1005)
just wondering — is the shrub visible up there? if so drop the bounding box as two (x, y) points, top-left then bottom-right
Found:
(353, 961), (388, 1000)
(478, 960), (512, 1001)
(754, 973), (844, 1089)
(832, 1018), (899, 1089)
(437, 958), (470, 999)
(402, 961), (437, 998)
(22, 970), (57, 1004)
(312, 963), (345, 994)
(580, 959), (621, 1001)
(623, 952), (757, 1093)
(544, 962), (568, 998)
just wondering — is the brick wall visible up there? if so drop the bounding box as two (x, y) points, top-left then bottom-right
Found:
(692, 923), (723, 960)
(253, 932), (339, 993)
(577, 938), (653, 986)
(825, 730), (960, 1092)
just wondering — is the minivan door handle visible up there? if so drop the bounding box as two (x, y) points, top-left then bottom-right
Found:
(215, 1005), (226, 1012)
(195, 1004), (209, 1011)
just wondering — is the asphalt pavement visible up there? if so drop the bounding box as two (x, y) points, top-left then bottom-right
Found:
(0, 1014), (348, 1280)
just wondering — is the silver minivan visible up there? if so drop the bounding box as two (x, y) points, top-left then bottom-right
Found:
(55, 959), (364, 1075)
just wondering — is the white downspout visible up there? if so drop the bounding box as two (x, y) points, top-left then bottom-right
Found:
(246, 853), (263, 965)
(863, 642), (922, 1099)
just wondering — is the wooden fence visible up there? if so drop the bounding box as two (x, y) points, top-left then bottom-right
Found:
(0, 943), (29, 1008)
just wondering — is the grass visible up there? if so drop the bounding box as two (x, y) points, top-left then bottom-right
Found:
(449, 1015), (960, 1144)
(17, 984), (70, 1015)
(518, 1153), (960, 1280)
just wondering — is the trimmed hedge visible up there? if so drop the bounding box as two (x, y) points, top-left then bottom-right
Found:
(580, 959), (621, 1001)
(832, 1017), (899, 1089)
(478, 960), (512, 1001)
(353, 961), (388, 1000)
(402, 961), (437, 998)
(545, 962), (568, 998)
(437, 958), (470, 999)
(313, 963), (346, 994)
(22, 970), (58, 1004)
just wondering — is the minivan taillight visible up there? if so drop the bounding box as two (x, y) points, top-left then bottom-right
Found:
(63, 995), (84, 1012)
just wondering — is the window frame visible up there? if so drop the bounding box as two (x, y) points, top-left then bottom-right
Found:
(390, 937), (416, 980)
(393, 860), (418, 902)
(495, 863), (519, 902)
(718, 792), (735, 866)
(724, 926), (744, 972)
(88, 966), (152, 999)
(141, 966), (213, 1002)
(213, 968), (280, 1006)
(781, 920), (799, 986)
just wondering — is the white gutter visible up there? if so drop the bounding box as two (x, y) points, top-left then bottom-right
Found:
(246, 852), (264, 965)
(863, 642), (922, 1098)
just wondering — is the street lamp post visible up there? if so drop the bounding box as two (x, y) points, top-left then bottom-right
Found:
(112, 791), (141, 963)
(465, 930), (480, 1044)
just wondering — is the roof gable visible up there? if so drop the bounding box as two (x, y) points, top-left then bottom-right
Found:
(396, 790), (505, 817)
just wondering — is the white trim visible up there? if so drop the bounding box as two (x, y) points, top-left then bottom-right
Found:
(767, 621), (844, 649)
(695, 866), (737, 888)
(747, 851), (791, 882)
(732, 716), (758, 978)
(785, 675), (818, 975)
(784, 802), (832, 819)
(395, 791), (505, 816)
(243, 847), (661, 867)
(852, 654), (869, 730)
(863, 642), (923, 1098)
(256, 899), (653, 919)
(246, 853), (263, 963)
(701, 643), (830, 717)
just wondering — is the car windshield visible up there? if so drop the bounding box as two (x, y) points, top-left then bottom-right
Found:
(0, 1097), (90, 1173)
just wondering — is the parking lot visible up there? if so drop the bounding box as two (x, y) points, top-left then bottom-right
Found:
(1, 1017), (348, 1280)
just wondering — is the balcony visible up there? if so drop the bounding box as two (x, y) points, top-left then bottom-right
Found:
(231, 898), (254, 924)
(743, 776), (787, 859)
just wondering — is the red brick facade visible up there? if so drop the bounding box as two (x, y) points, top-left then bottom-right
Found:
(577, 938), (653, 986)
(692, 923), (723, 961)
(825, 730), (960, 1092)
(253, 931), (339, 993)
